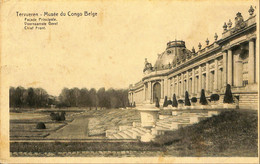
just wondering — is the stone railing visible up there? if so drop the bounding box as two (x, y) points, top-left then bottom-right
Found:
(222, 15), (256, 39)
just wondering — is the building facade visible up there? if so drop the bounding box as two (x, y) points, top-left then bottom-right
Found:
(129, 7), (258, 109)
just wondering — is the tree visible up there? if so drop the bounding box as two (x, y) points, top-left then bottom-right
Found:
(163, 96), (168, 107)
(97, 87), (110, 108)
(34, 88), (48, 107)
(9, 87), (16, 107)
(184, 91), (191, 106)
(172, 94), (178, 107)
(13, 86), (26, 108)
(71, 88), (80, 107)
(199, 89), (208, 105)
(58, 88), (71, 107)
(27, 87), (36, 107)
(79, 88), (90, 107)
(89, 88), (98, 109)
(223, 84), (234, 104)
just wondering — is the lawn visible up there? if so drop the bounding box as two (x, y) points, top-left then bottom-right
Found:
(10, 108), (86, 139)
(10, 108), (258, 157)
(153, 109), (258, 157)
(10, 142), (164, 153)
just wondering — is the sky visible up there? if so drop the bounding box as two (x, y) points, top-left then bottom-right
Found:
(1, 0), (258, 96)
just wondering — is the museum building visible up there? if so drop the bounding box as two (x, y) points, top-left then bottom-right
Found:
(128, 7), (258, 109)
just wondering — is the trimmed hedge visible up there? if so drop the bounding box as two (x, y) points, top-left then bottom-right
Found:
(184, 91), (191, 106)
(163, 96), (168, 107)
(210, 94), (219, 101)
(36, 122), (46, 129)
(199, 89), (208, 105)
(167, 100), (172, 105)
(172, 94), (178, 107)
(191, 97), (197, 103)
(50, 112), (66, 121)
(223, 84), (234, 104)
(178, 99), (184, 104)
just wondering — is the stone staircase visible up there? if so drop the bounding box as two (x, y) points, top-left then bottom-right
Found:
(106, 110), (219, 140)
(237, 93), (258, 109)
(106, 126), (150, 139)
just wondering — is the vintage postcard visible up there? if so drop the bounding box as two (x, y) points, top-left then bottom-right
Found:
(0, 0), (259, 163)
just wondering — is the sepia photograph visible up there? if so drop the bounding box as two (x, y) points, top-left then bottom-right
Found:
(0, 0), (259, 163)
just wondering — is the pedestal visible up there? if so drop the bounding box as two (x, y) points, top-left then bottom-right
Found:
(137, 103), (160, 128)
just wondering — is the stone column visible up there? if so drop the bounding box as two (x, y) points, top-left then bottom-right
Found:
(222, 51), (227, 88)
(168, 78), (171, 97)
(161, 79), (164, 99)
(170, 78), (173, 99)
(214, 59), (218, 91)
(172, 77), (175, 97)
(176, 76), (179, 97)
(227, 49), (233, 85)
(256, 38), (258, 84)
(181, 73), (184, 97)
(198, 65), (202, 94)
(151, 82), (154, 102)
(248, 39), (255, 84)
(205, 62), (209, 93)
(143, 84), (146, 101)
(131, 93), (134, 104)
(147, 81), (152, 102)
(192, 68), (195, 95)
(186, 74), (189, 94)
(164, 78), (168, 99)
(234, 54), (243, 87)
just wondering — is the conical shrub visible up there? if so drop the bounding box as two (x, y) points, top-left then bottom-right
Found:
(163, 96), (168, 107)
(185, 91), (191, 106)
(172, 94), (178, 107)
(223, 84), (234, 104)
(36, 122), (46, 129)
(199, 89), (208, 105)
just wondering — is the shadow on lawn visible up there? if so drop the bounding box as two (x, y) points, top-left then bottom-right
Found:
(153, 109), (258, 157)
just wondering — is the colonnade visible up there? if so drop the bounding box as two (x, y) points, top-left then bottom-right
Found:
(131, 39), (256, 105)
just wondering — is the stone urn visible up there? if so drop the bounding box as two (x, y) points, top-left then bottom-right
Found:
(137, 103), (160, 128)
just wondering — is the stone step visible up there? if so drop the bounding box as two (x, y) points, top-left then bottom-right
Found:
(156, 123), (171, 129)
(118, 132), (133, 139)
(155, 125), (171, 130)
(156, 121), (173, 125)
(127, 129), (143, 138)
(123, 129), (134, 138)
(112, 133), (124, 139)
(107, 134), (117, 139)
(137, 127), (150, 133)
(132, 128), (147, 135)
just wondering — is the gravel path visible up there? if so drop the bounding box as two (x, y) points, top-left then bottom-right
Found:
(47, 113), (89, 139)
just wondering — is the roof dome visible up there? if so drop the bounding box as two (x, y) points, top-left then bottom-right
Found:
(154, 40), (192, 70)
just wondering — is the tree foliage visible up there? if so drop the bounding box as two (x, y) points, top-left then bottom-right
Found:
(9, 86), (51, 108)
(10, 86), (129, 109)
(57, 87), (129, 109)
